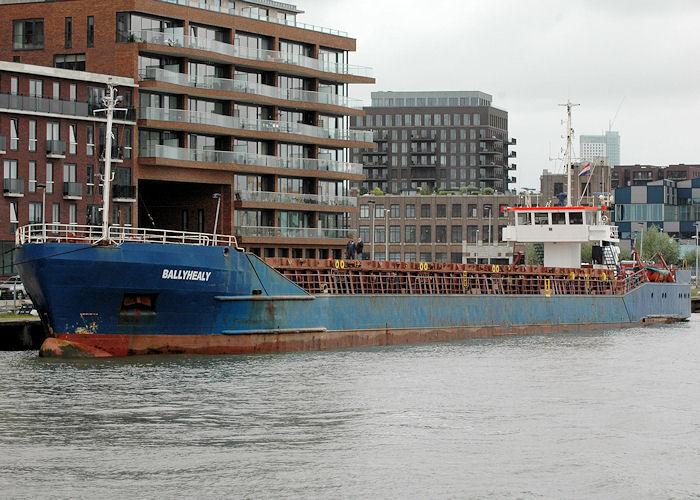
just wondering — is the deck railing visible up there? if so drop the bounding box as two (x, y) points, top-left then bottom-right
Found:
(16, 224), (240, 248)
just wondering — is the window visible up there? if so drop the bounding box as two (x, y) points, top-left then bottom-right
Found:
(86, 125), (94, 156)
(87, 16), (95, 47)
(182, 210), (188, 231)
(65, 17), (72, 48)
(452, 204), (461, 217)
(9, 202), (18, 233)
(420, 252), (432, 262)
(52, 203), (60, 229)
(69, 203), (77, 226)
(28, 161), (36, 193)
(451, 252), (462, 264)
(467, 225), (478, 243)
(451, 225), (462, 243)
(29, 79), (42, 98)
(405, 225), (416, 243)
(406, 204), (415, 218)
(499, 204), (508, 217)
(13, 19), (44, 50)
(421, 204), (430, 218)
(69, 84), (77, 102)
(46, 122), (59, 141)
(374, 203), (384, 218)
(436, 225), (446, 243)
(374, 252), (385, 261)
(52, 82), (60, 100)
(390, 204), (400, 218)
(482, 225), (492, 243)
(483, 204), (492, 218)
(69, 124), (77, 155)
(10, 119), (18, 150)
(54, 53), (86, 71)
(4, 160), (18, 182)
(389, 225), (400, 243)
(374, 226), (385, 243)
(198, 209), (204, 233)
(420, 225), (431, 243)
(86, 164), (94, 196)
(437, 204), (446, 218)
(359, 204), (369, 218)
(46, 163), (53, 193)
(389, 252), (401, 262)
(359, 226), (369, 242)
(404, 252), (416, 262)
(29, 202), (42, 224)
(10, 77), (18, 95)
(435, 253), (447, 263)
(468, 204), (477, 218)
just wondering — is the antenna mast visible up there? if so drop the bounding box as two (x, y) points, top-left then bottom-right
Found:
(559, 100), (579, 207)
(93, 80), (127, 242)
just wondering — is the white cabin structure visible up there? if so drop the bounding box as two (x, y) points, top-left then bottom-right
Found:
(503, 206), (619, 268)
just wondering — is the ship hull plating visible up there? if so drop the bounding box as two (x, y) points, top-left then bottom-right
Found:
(16, 243), (691, 358)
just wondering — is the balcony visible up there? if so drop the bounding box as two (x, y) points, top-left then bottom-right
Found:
(0, 135), (5, 154)
(62, 182), (83, 200)
(46, 140), (66, 158)
(509, 151), (517, 158)
(509, 177), (517, 183)
(140, 144), (363, 175)
(235, 225), (350, 239)
(3, 178), (24, 197)
(127, 30), (372, 78)
(235, 190), (356, 207)
(113, 184), (136, 202)
(139, 107), (373, 143)
(508, 163), (517, 171)
(0, 93), (137, 122)
(508, 138), (517, 146)
(140, 68), (362, 109)
(154, 0), (349, 37)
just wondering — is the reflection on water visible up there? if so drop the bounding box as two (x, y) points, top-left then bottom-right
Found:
(1, 317), (699, 498)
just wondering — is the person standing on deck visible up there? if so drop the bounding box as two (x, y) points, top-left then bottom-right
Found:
(346, 237), (356, 259)
(355, 238), (364, 259)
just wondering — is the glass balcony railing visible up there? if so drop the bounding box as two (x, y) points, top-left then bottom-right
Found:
(46, 140), (66, 157)
(235, 190), (356, 207)
(234, 225), (350, 239)
(128, 30), (372, 78)
(3, 178), (24, 196)
(0, 93), (136, 121)
(62, 182), (83, 198)
(154, 0), (349, 37)
(139, 107), (373, 143)
(140, 67), (362, 109)
(140, 144), (363, 175)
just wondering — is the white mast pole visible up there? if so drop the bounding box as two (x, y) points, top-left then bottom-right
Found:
(559, 100), (579, 207)
(93, 80), (126, 242)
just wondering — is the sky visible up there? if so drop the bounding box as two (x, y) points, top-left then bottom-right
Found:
(297, 0), (700, 191)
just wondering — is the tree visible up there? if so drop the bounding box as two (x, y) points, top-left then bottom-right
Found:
(418, 185), (431, 195)
(370, 187), (384, 196)
(580, 243), (592, 264)
(638, 225), (680, 264)
(483, 187), (495, 195)
(359, 186), (368, 196)
(618, 246), (632, 262)
(459, 186), (468, 195)
(525, 243), (541, 265)
(681, 247), (698, 268)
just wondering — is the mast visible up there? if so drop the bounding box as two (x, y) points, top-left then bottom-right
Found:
(93, 80), (126, 241)
(559, 100), (579, 207)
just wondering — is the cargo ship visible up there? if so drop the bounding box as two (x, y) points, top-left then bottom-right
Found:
(13, 96), (691, 358)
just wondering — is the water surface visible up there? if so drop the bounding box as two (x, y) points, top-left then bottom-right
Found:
(1, 316), (699, 498)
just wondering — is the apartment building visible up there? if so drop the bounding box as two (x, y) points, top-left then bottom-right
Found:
(350, 193), (522, 265)
(540, 160), (612, 205)
(611, 164), (700, 189)
(349, 91), (515, 194)
(0, 61), (136, 274)
(0, 0), (374, 259)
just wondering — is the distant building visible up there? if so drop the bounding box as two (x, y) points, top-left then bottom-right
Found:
(350, 91), (516, 194)
(613, 178), (700, 243)
(611, 164), (700, 189)
(540, 161), (612, 205)
(580, 131), (620, 166)
(350, 193), (524, 265)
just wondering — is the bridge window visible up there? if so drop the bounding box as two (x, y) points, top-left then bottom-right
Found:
(552, 212), (566, 224)
(569, 212), (583, 224)
(535, 212), (549, 225)
(517, 213), (531, 225)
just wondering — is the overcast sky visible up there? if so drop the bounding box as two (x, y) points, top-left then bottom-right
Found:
(298, 0), (700, 190)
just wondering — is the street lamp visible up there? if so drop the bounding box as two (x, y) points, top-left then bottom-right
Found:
(37, 183), (46, 240)
(212, 193), (222, 237)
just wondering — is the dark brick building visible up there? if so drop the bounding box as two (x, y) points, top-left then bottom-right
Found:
(0, 0), (374, 261)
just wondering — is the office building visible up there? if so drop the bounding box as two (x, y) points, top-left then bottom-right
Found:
(580, 130), (620, 166)
(611, 164), (700, 189)
(349, 91), (515, 194)
(350, 193), (522, 265)
(0, 0), (374, 261)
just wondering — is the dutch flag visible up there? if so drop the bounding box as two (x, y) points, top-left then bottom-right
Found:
(578, 162), (592, 176)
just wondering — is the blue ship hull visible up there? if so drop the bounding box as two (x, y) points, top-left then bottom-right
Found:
(15, 242), (691, 357)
